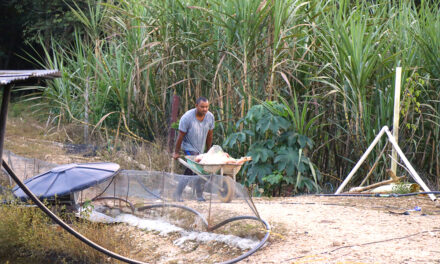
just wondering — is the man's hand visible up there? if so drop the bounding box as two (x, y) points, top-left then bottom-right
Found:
(173, 131), (185, 160)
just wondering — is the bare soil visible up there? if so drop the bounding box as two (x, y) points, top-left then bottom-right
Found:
(4, 119), (440, 264)
(246, 196), (440, 264)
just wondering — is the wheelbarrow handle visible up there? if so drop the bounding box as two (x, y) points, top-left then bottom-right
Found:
(177, 158), (210, 182)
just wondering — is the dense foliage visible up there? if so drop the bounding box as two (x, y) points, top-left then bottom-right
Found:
(12, 0), (440, 193)
(224, 100), (321, 195)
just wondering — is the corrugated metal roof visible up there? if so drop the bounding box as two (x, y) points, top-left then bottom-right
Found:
(0, 70), (61, 85)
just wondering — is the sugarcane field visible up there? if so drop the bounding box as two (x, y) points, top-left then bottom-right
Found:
(1, 1), (440, 263)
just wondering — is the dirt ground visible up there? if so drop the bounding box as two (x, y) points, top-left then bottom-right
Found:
(102, 195), (440, 264)
(3, 119), (440, 264)
(246, 196), (440, 264)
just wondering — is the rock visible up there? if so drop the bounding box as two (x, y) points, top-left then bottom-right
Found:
(177, 240), (199, 252)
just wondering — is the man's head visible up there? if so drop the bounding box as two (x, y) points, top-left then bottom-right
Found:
(195, 97), (209, 116)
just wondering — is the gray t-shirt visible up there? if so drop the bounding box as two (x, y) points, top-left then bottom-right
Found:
(179, 108), (215, 154)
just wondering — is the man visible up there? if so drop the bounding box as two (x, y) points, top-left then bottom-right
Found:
(172, 97), (214, 202)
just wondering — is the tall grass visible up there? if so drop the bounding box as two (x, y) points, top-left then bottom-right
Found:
(33, 0), (440, 190)
(310, 2), (395, 182)
(410, 1), (440, 187)
(0, 201), (135, 263)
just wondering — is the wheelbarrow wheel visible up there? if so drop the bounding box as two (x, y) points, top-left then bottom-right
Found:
(218, 177), (235, 203)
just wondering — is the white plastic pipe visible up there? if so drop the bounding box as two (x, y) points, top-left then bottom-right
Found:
(391, 67), (402, 175)
(385, 128), (437, 201)
(335, 126), (389, 194)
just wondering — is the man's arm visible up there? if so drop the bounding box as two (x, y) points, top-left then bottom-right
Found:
(205, 129), (213, 151)
(173, 130), (186, 159)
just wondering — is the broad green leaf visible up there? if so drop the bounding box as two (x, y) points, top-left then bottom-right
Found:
(297, 159), (307, 173)
(262, 100), (288, 118)
(298, 135), (308, 148)
(264, 138), (276, 149)
(280, 131), (299, 147)
(248, 146), (274, 163)
(223, 132), (246, 148)
(243, 129), (255, 137)
(274, 147), (299, 176)
(256, 114), (290, 134)
(245, 104), (266, 122)
(234, 117), (246, 129)
(284, 174), (295, 185)
(247, 163), (273, 184)
(263, 172), (283, 185)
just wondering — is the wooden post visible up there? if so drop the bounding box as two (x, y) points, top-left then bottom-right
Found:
(391, 67), (402, 177)
(0, 84), (12, 174)
(168, 94), (180, 152)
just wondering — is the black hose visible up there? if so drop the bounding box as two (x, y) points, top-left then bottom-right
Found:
(392, 191), (440, 197)
(91, 176), (116, 201)
(137, 203), (209, 228)
(138, 204), (271, 264)
(316, 191), (440, 198)
(134, 176), (163, 200)
(88, 196), (135, 214)
(4, 159), (270, 264)
(207, 215), (270, 264)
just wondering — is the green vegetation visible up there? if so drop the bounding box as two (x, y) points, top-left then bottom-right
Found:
(0, 201), (131, 263)
(391, 182), (416, 194)
(2, 2), (440, 260)
(10, 0), (440, 193)
(224, 100), (320, 195)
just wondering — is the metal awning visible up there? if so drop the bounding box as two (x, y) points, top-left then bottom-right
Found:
(0, 70), (61, 85)
(0, 69), (61, 159)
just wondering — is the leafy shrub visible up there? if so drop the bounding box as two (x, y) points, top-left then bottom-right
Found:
(224, 101), (321, 195)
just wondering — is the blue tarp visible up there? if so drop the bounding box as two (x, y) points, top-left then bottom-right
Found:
(12, 162), (120, 200)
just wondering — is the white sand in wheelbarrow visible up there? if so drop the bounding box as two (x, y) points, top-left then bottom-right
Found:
(195, 145), (252, 165)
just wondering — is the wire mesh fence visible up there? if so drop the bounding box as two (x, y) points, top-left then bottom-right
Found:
(0, 150), (269, 263)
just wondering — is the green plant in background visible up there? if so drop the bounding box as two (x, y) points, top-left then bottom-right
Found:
(401, 72), (423, 132)
(410, 1), (440, 182)
(80, 200), (94, 218)
(224, 100), (321, 195)
(391, 181), (416, 194)
(261, 170), (283, 197)
(18, 0), (440, 192)
(313, 3), (391, 143)
(308, 1), (403, 184)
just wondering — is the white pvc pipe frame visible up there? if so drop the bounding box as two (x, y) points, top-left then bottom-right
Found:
(335, 126), (437, 201)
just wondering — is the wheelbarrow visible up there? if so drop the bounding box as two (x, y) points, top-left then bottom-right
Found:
(177, 156), (247, 202)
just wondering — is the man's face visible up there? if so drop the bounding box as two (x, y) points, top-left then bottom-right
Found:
(196, 100), (209, 115)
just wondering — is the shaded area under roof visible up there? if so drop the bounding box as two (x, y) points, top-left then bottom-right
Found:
(0, 70), (61, 85)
